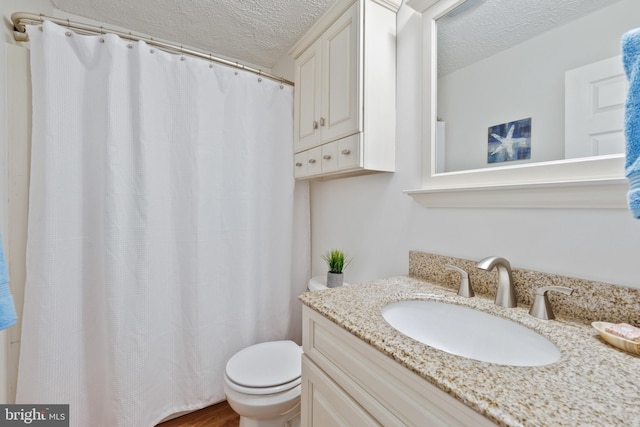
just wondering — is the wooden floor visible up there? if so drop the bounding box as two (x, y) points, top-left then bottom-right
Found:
(156, 400), (239, 427)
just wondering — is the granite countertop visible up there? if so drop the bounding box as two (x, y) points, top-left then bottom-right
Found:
(299, 276), (640, 427)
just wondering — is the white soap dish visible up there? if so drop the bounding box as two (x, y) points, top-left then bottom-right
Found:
(592, 321), (640, 356)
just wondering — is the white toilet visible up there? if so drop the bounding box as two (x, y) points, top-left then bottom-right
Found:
(223, 276), (344, 427)
(224, 340), (303, 427)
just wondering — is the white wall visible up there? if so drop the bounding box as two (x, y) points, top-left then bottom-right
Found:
(439, 0), (640, 172)
(272, 52), (294, 83)
(304, 5), (640, 290)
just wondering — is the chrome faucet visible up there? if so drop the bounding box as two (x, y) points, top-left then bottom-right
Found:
(475, 256), (517, 308)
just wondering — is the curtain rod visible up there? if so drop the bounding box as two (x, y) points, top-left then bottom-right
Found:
(11, 12), (294, 87)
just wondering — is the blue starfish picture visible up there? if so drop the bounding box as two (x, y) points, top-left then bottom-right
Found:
(487, 118), (531, 163)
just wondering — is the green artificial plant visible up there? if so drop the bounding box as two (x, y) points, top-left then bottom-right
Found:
(321, 249), (351, 274)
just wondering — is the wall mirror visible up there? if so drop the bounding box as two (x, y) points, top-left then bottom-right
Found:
(405, 0), (634, 208)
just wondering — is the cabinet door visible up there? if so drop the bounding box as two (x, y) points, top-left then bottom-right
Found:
(294, 152), (307, 178)
(305, 146), (322, 176)
(337, 133), (361, 170)
(295, 39), (322, 152)
(321, 141), (338, 173)
(321, 2), (360, 144)
(302, 356), (380, 427)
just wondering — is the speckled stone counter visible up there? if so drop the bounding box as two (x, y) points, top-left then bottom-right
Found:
(299, 276), (640, 427)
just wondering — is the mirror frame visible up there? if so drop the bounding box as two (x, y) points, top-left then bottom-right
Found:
(404, 0), (628, 208)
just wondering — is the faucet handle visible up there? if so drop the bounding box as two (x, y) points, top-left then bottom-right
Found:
(529, 286), (574, 320)
(445, 265), (474, 298)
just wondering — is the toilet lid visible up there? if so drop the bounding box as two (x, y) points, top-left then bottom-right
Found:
(308, 275), (350, 292)
(308, 276), (328, 292)
(226, 340), (302, 388)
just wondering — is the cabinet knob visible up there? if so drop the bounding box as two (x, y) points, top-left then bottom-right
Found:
(295, 162), (303, 167)
(323, 155), (331, 160)
(320, 117), (326, 126)
(341, 149), (351, 155)
(313, 120), (318, 130)
(308, 158), (316, 164)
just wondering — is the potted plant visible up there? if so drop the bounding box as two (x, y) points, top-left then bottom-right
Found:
(321, 249), (351, 288)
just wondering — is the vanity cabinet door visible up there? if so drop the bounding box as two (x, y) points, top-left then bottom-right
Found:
(302, 355), (380, 427)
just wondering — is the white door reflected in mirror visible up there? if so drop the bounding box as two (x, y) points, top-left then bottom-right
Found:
(565, 55), (628, 159)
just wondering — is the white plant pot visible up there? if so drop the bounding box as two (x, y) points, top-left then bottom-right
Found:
(326, 272), (344, 288)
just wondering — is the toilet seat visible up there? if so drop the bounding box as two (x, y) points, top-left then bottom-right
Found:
(225, 340), (302, 395)
(225, 372), (301, 395)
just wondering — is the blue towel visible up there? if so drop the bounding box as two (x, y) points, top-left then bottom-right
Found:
(0, 232), (16, 330)
(622, 28), (640, 219)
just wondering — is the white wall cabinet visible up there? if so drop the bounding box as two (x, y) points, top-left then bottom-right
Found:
(295, 5), (358, 152)
(291, 0), (398, 180)
(301, 306), (497, 426)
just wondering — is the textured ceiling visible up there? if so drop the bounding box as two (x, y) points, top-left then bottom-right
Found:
(50, 0), (337, 69)
(48, 0), (622, 72)
(438, 0), (623, 75)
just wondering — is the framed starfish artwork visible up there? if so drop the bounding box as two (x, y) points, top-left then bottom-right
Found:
(487, 118), (531, 164)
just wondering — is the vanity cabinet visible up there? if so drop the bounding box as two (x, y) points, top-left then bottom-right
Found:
(301, 305), (497, 427)
(291, 0), (397, 179)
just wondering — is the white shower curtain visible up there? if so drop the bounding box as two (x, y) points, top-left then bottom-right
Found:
(17, 21), (309, 426)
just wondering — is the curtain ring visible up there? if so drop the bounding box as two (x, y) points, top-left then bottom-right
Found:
(180, 45), (185, 61)
(280, 78), (284, 89)
(209, 53), (214, 69)
(38, 13), (43, 31)
(258, 69), (262, 83)
(127, 32), (133, 49)
(234, 61), (239, 75)
(65, 18), (72, 37)
(149, 37), (155, 54)
(99, 26), (104, 43)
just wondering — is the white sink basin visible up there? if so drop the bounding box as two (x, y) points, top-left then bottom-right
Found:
(382, 300), (561, 366)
